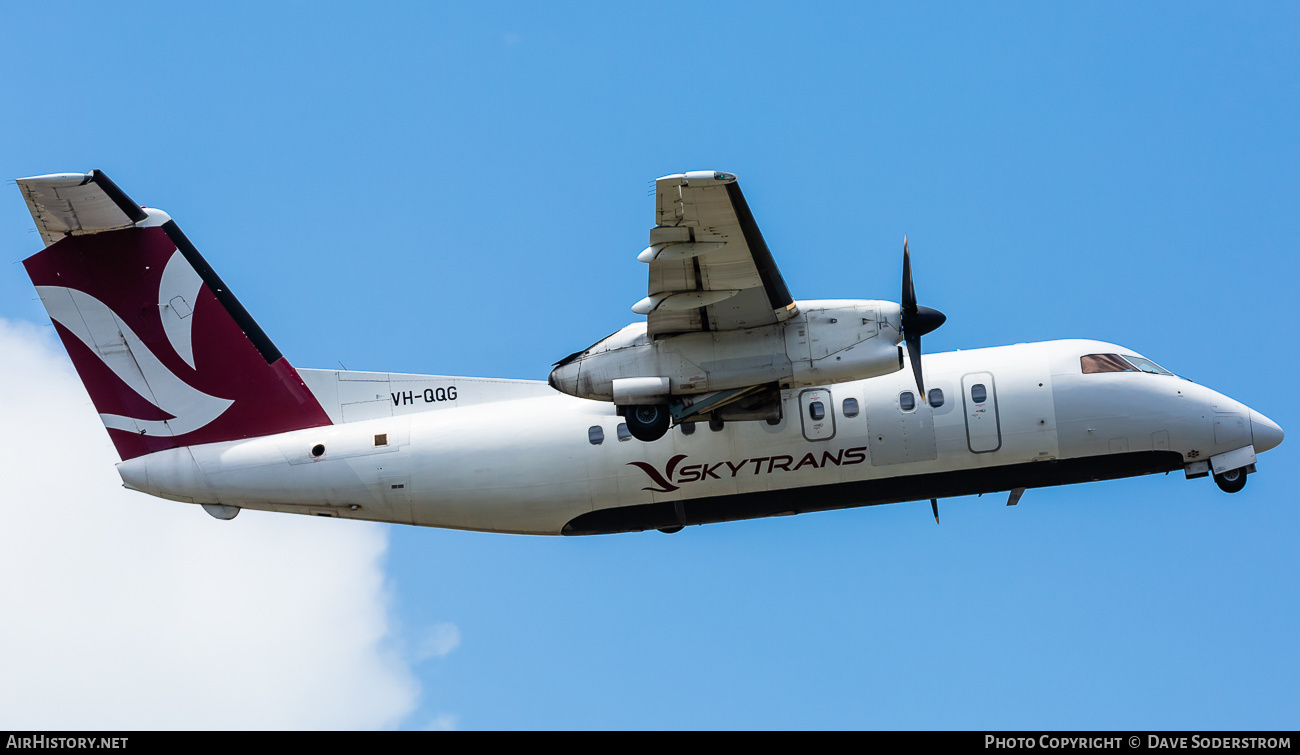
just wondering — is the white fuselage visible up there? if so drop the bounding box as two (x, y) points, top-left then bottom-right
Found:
(115, 339), (1280, 535)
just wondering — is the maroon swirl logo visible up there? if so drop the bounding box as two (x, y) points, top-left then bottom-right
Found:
(626, 454), (688, 493)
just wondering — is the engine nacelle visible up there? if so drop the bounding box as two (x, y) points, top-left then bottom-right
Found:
(548, 299), (904, 404)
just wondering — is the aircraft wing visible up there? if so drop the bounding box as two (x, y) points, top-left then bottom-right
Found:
(17, 171), (149, 247)
(637, 172), (798, 337)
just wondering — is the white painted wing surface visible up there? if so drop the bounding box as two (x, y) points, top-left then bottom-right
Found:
(642, 171), (797, 337)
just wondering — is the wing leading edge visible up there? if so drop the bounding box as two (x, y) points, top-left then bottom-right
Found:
(638, 171), (797, 337)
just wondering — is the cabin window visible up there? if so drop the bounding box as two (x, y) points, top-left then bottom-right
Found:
(899, 392), (916, 412)
(588, 426), (604, 445)
(842, 397), (859, 417)
(374, 433), (388, 447)
(617, 423), (632, 441)
(765, 416), (782, 426)
(971, 384), (988, 403)
(1081, 353), (1137, 374)
(681, 422), (696, 436)
(709, 415), (725, 432)
(809, 401), (826, 421)
(928, 389), (944, 408)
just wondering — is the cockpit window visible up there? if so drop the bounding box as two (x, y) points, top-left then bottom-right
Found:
(1081, 354), (1137, 374)
(1123, 355), (1175, 376)
(1081, 353), (1177, 377)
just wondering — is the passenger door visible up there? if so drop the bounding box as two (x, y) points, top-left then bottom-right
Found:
(799, 388), (836, 441)
(962, 372), (1002, 453)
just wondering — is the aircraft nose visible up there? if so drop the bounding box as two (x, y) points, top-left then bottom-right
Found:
(1251, 410), (1284, 454)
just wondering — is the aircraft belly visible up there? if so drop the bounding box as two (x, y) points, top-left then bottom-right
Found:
(564, 450), (1187, 535)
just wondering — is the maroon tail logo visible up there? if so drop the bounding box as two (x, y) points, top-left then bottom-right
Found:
(24, 226), (332, 461)
(627, 454), (688, 493)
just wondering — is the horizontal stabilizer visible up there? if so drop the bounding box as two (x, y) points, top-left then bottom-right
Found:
(18, 170), (150, 247)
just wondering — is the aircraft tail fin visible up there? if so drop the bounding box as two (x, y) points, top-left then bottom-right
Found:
(19, 171), (333, 461)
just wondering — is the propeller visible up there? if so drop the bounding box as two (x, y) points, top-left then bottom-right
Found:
(900, 237), (947, 401)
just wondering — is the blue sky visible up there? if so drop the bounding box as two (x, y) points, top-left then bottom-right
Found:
(1, 3), (1296, 729)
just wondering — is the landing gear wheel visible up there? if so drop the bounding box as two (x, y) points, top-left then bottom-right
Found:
(1214, 467), (1247, 494)
(625, 404), (670, 442)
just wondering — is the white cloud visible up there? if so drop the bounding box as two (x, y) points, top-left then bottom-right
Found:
(0, 319), (420, 730)
(425, 713), (460, 731)
(416, 622), (462, 662)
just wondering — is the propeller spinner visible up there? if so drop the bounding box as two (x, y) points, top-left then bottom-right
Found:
(900, 237), (946, 401)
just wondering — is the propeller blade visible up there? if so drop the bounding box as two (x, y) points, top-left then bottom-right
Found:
(902, 237), (917, 317)
(931, 498), (940, 524)
(898, 238), (947, 401)
(906, 330), (925, 398)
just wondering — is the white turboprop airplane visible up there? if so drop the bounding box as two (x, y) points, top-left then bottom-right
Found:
(17, 170), (1283, 535)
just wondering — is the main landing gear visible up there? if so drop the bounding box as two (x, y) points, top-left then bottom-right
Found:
(1214, 467), (1248, 494)
(624, 404), (670, 442)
